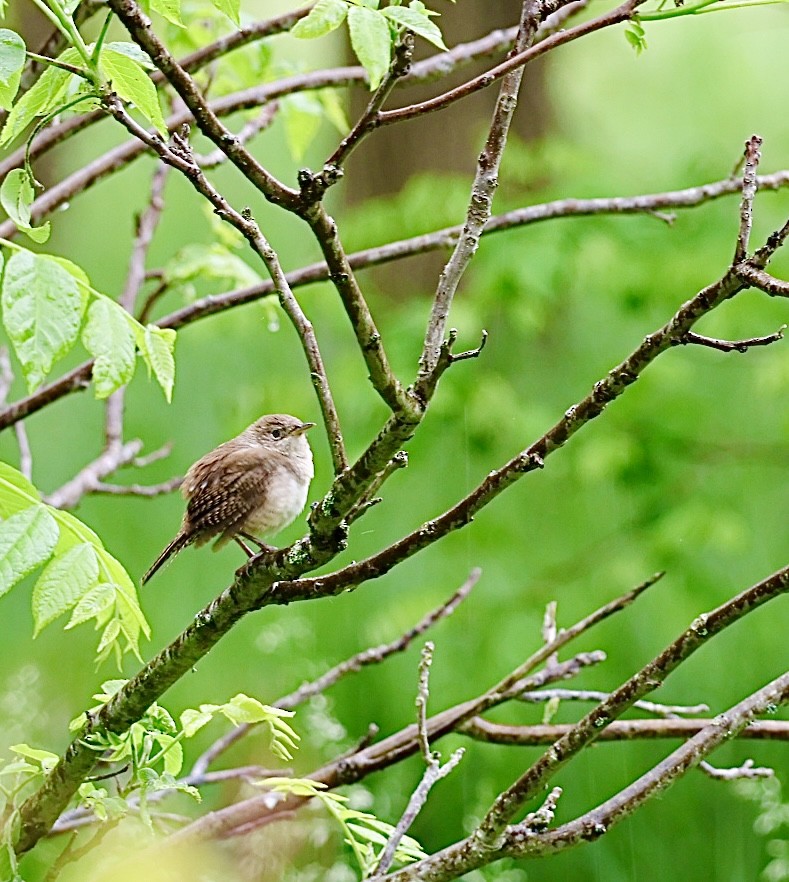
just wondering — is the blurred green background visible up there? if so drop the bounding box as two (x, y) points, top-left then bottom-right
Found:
(1, 1), (788, 880)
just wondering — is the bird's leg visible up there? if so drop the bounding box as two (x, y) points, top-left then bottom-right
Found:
(236, 532), (276, 553)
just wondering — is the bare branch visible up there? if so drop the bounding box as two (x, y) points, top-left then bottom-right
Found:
(517, 688), (710, 718)
(379, 0), (640, 129)
(735, 263), (789, 297)
(0, 347), (33, 479)
(418, 0), (543, 378)
(698, 759), (773, 780)
(676, 326), (785, 353)
(461, 717), (789, 744)
(93, 478), (183, 498)
(3, 169), (789, 438)
(190, 572), (479, 778)
(372, 642), (464, 878)
(734, 134), (762, 262)
(44, 440), (144, 510)
(106, 0), (299, 210)
(475, 564), (789, 845)
(194, 104), (278, 169)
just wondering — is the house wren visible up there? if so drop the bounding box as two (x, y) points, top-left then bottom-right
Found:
(142, 414), (315, 584)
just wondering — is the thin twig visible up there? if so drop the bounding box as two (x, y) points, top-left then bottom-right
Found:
(93, 477), (183, 497)
(676, 327), (785, 353)
(105, 107), (347, 473)
(0, 347), (33, 479)
(734, 135), (762, 262)
(3, 170), (789, 436)
(461, 718), (789, 744)
(735, 263), (789, 297)
(415, 642), (434, 764)
(190, 572), (479, 778)
(194, 104), (278, 169)
(517, 689), (710, 718)
(418, 0), (543, 379)
(379, 0), (640, 128)
(44, 440), (144, 510)
(698, 759), (773, 780)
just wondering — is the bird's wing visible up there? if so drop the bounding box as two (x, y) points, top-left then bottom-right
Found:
(183, 447), (275, 545)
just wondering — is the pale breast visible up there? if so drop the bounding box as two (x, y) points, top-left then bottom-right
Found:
(242, 465), (311, 536)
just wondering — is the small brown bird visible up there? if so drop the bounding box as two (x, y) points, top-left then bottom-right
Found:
(142, 414), (315, 584)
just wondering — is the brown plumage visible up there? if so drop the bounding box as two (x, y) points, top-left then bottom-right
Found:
(142, 414), (315, 584)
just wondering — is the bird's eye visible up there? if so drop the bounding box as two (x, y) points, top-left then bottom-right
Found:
(271, 428), (283, 439)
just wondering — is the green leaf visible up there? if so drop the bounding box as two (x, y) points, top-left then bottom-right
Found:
(104, 41), (155, 69)
(9, 743), (59, 770)
(281, 92), (323, 161)
(291, 0), (348, 38)
(382, 5), (446, 49)
(0, 460), (41, 514)
(209, 0), (240, 27)
(0, 28), (25, 110)
(180, 708), (214, 737)
(0, 505), (58, 597)
(150, 0), (185, 26)
(318, 88), (350, 134)
(66, 581), (115, 629)
(221, 693), (295, 725)
(32, 542), (99, 635)
(0, 49), (81, 146)
(0, 168), (51, 243)
(1, 249), (86, 390)
(101, 48), (167, 136)
(624, 20), (647, 54)
(347, 5), (391, 90)
(82, 298), (136, 399)
(141, 325), (176, 402)
(164, 243), (262, 301)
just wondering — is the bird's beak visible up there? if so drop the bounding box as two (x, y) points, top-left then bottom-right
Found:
(293, 421), (316, 435)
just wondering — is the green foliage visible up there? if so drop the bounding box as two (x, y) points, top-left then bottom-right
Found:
(293, 0), (449, 89)
(0, 49), (80, 147)
(100, 46), (167, 136)
(0, 242), (176, 400)
(0, 29), (25, 110)
(0, 462), (149, 664)
(260, 778), (427, 876)
(181, 693), (300, 761)
(163, 243), (263, 301)
(0, 170), (50, 244)
(624, 18), (647, 54)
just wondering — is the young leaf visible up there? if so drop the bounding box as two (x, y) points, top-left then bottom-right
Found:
(0, 49), (82, 146)
(101, 48), (167, 136)
(104, 41), (155, 69)
(281, 92), (323, 161)
(291, 0), (348, 39)
(9, 743), (59, 771)
(150, 0), (185, 28)
(0, 460), (41, 514)
(0, 504), (58, 597)
(209, 0), (240, 27)
(32, 542), (99, 635)
(0, 168), (51, 243)
(0, 28), (25, 110)
(66, 581), (115, 629)
(82, 298), (136, 398)
(141, 325), (176, 402)
(1, 249), (86, 390)
(347, 5), (391, 90)
(163, 243), (262, 300)
(382, 5), (446, 50)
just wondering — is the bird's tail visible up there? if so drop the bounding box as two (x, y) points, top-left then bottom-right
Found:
(142, 532), (191, 584)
